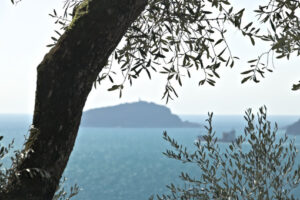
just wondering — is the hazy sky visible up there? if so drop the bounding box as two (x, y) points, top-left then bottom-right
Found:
(0, 0), (299, 115)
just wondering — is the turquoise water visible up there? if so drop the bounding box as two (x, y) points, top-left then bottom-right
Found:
(0, 114), (300, 199)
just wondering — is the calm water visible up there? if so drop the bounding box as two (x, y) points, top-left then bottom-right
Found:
(0, 114), (299, 199)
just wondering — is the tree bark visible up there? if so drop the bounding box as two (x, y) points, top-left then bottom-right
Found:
(0, 0), (147, 199)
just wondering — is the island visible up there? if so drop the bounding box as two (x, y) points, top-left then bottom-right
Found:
(286, 119), (300, 135)
(196, 129), (236, 143)
(81, 101), (201, 128)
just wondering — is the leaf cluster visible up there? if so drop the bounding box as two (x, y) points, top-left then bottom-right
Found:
(153, 107), (300, 199)
(47, 0), (83, 47)
(0, 136), (14, 188)
(52, 177), (79, 200)
(0, 134), (79, 200)
(45, 0), (300, 99)
(241, 0), (300, 86)
(292, 81), (300, 91)
(103, 0), (244, 102)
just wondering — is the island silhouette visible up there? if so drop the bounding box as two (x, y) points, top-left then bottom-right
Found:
(286, 119), (300, 135)
(196, 129), (236, 143)
(81, 101), (201, 128)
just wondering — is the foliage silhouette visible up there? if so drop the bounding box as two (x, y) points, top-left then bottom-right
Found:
(153, 107), (300, 199)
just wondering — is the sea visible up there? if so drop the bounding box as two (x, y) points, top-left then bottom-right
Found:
(0, 114), (300, 199)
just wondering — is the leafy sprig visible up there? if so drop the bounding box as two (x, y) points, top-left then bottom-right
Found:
(154, 107), (300, 199)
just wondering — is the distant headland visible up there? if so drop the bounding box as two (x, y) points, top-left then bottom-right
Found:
(81, 101), (201, 128)
(286, 119), (300, 135)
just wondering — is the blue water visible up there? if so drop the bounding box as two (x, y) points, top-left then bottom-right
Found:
(0, 114), (300, 199)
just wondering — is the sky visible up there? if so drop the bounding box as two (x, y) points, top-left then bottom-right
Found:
(0, 0), (299, 115)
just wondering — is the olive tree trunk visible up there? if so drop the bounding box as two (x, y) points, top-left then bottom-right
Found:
(0, 0), (147, 199)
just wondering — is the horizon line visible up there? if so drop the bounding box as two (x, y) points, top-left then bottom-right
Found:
(0, 112), (299, 116)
